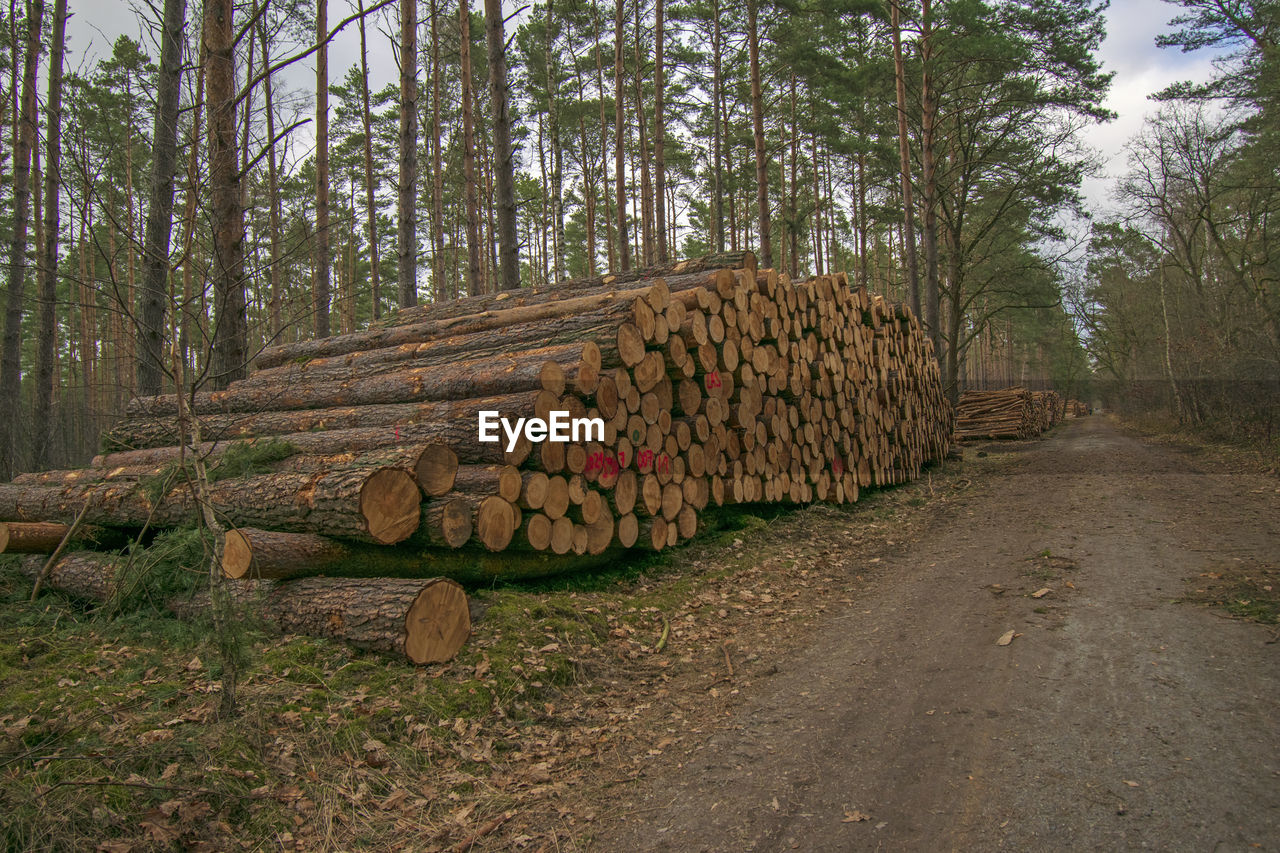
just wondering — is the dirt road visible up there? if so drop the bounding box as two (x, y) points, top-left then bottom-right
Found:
(589, 416), (1279, 851)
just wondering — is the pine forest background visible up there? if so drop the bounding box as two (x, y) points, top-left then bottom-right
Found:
(0, 0), (1276, 479)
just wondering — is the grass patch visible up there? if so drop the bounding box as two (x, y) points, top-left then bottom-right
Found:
(1180, 561), (1279, 625)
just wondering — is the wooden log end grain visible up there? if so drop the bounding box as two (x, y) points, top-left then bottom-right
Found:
(361, 467), (424, 544)
(416, 443), (459, 496)
(475, 496), (517, 552)
(403, 577), (472, 664)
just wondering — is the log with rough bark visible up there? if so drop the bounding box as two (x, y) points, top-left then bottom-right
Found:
(0, 466), (421, 545)
(19, 551), (470, 663)
(1, 521), (70, 553)
(219, 526), (620, 583)
(128, 342), (591, 417)
(100, 392), (545, 458)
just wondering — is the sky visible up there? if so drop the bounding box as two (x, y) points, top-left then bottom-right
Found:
(65, 0), (1224, 215)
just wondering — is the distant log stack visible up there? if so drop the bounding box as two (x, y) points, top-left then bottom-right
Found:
(956, 387), (1066, 440)
(2, 253), (954, 662)
(1067, 399), (1092, 417)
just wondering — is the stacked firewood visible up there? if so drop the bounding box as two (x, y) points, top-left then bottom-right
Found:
(1068, 399), (1092, 417)
(1030, 390), (1065, 433)
(955, 387), (1037, 439)
(1, 254), (953, 662)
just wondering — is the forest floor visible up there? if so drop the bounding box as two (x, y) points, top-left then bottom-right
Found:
(1, 415), (1277, 851)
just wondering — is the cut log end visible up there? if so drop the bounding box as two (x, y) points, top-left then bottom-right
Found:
(417, 444), (459, 496)
(222, 528), (254, 579)
(359, 467), (423, 544)
(475, 496), (516, 551)
(403, 578), (471, 664)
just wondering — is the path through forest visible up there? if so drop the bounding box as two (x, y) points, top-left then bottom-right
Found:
(587, 417), (1280, 850)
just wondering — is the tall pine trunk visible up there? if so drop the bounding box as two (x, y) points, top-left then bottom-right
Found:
(358, 0), (382, 318)
(136, 0), (185, 397)
(613, 0), (630, 271)
(207, 0), (247, 389)
(259, 18), (283, 338)
(315, 0), (332, 336)
(654, 0), (668, 263)
(398, 0), (419, 307)
(33, 0), (69, 467)
(0, 0), (43, 477)
(711, 0), (723, 253)
(593, 7), (615, 273)
(747, 0), (771, 268)
(460, 0), (482, 294)
(485, 0), (519, 290)
(920, 0), (942, 365)
(430, 0), (447, 299)
(633, 5), (653, 266)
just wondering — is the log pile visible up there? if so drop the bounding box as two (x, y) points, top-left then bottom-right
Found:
(1068, 399), (1092, 417)
(955, 387), (1066, 440)
(2, 254), (953, 662)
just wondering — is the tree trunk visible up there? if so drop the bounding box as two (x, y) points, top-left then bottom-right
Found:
(398, 0), (419, 307)
(259, 19), (283, 339)
(485, 0), (519, 290)
(135, 0), (185, 398)
(0, 0), (41, 478)
(654, 0), (668, 264)
(315, 0), (332, 337)
(613, 0), (630, 271)
(358, 0), (383, 319)
(633, 4), (653, 267)
(460, 0), (482, 295)
(207, 0), (248, 390)
(34, 0), (69, 467)
(747, 0), (771, 269)
(711, 0), (724, 253)
(920, 0), (941, 363)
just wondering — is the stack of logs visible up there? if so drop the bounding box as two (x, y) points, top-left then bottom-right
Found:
(955, 387), (1065, 440)
(1, 254), (953, 663)
(1068, 399), (1092, 417)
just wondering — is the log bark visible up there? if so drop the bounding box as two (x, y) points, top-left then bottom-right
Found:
(103, 391), (546, 456)
(1, 521), (68, 553)
(0, 466), (421, 545)
(220, 527), (621, 583)
(129, 342), (590, 417)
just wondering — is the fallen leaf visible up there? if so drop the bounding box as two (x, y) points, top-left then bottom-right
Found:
(771, 797), (780, 812)
(1031, 588), (1051, 599)
(843, 809), (871, 822)
(185, 656), (203, 672)
(95, 842), (134, 853)
(1123, 780), (1140, 788)
(996, 630), (1016, 646)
